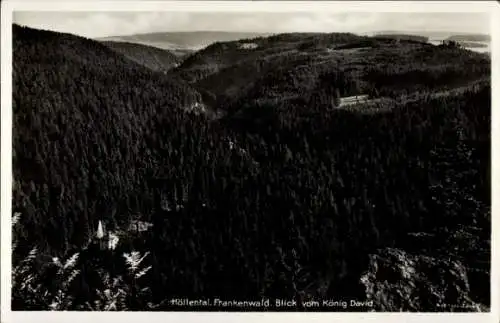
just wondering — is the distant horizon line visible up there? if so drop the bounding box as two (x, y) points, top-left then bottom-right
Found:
(99, 29), (491, 37)
(13, 23), (491, 40)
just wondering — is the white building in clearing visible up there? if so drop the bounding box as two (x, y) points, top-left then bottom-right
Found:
(95, 220), (120, 251)
(128, 220), (153, 233)
(338, 95), (369, 107)
(239, 42), (259, 50)
(96, 220), (105, 239)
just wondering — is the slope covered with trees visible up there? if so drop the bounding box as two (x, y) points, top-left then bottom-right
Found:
(12, 24), (205, 256)
(12, 24), (491, 312)
(170, 32), (489, 115)
(101, 40), (181, 72)
(373, 34), (429, 42)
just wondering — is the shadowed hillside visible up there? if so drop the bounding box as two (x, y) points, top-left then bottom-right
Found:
(12, 25), (491, 312)
(12, 24), (206, 255)
(101, 40), (182, 72)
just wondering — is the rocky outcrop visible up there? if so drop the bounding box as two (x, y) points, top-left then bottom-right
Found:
(360, 248), (487, 312)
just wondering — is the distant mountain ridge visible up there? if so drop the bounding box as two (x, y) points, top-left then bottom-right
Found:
(99, 30), (491, 57)
(444, 34), (491, 42)
(97, 31), (274, 52)
(373, 30), (490, 41)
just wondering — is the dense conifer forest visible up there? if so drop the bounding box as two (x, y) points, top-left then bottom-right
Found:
(11, 24), (491, 311)
(102, 40), (182, 72)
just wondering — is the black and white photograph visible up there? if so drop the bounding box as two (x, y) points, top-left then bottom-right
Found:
(1, 1), (498, 321)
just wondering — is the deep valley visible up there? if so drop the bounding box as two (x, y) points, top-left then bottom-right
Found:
(11, 24), (491, 312)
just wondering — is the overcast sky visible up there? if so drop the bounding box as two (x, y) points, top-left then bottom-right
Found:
(13, 12), (490, 38)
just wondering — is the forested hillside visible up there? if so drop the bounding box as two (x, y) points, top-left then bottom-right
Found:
(170, 32), (489, 114)
(101, 40), (181, 72)
(12, 24), (205, 255)
(373, 34), (429, 42)
(12, 24), (491, 312)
